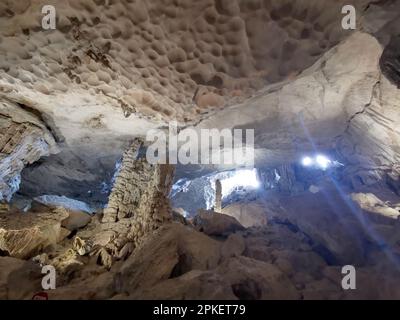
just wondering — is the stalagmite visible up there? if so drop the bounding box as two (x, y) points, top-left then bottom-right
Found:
(94, 139), (175, 266)
(102, 138), (143, 223)
(215, 179), (222, 213)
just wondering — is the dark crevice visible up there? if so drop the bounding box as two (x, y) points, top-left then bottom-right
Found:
(0, 249), (10, 257)
(67, 229), (78, 239)
(345, 79), (381, 131)
(270, 217), (339, 265)
(232, 280), (262, 300)
(169, 253), (191, 278)
(16, 102), (65, 143)
(364, 0), (397, 12)
(380, 35), (400, 88)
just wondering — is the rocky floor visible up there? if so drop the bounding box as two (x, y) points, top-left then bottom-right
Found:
(1, 186), (400, 300)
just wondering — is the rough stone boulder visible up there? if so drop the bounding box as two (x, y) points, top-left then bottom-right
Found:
(0, 210), (69, 259)
(321, 264), (400, 300)
(222, 202), (268, 228)
(0, 257), (26, 299)
(29, 198), (93, 231)
(0, 258), (43, 300)
(126, 256), (300, 300)
(216, 256), (300, 300)
(118, 222), (221, 294)
(351, 193), (400, 221)
(272, 249), (327, 277)
(271, 190), (369, 265)
(49, 268), (116, 300)
(221, 233), (246, 260)
(124, 269), (236, 300)
(61, 209), (92, 231)
(193, 209), (245, 236)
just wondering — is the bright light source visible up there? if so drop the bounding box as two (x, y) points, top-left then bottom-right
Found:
(220, 169), (260, 198)
(301, 156), (313, 167)
(300, 154), (336, 170)
(315, 154), (331, 170)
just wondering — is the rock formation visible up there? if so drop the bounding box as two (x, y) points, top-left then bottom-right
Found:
(0, 209), (69, 259)
(0, 0), (373, 202)
(0, 100), (57, 202)
(81, 140), (176, 268)
(380, 35), (400, 88)
(214, 179), (222, 212)
(102, 139), (144, 223)
(0, 0), (400, 301)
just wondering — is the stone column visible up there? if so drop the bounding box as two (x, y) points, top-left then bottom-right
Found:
(102, 139), (142, 223)
(97, 140), (175, 267)
(215, 179), (222, 213)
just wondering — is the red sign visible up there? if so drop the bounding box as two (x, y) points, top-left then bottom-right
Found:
(32, 292), (49, 300)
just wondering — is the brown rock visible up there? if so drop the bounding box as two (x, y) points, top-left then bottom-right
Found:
(272, 249), (327, 275)
(6, 260), (43, 300)
(119, 222), (221, 294)
(193, 209), (245, 236)
(126, 270), (236, 300)
(0, 257), (26, 299)
(0, 210), (69, 259)
(221, 233), (246, 259)
(222, 202), (268, 228)
(301, 278), (342, 300)
(61, 209), (92, 231)
(50, 271), (116, 300)
(216, 256), (300, 300)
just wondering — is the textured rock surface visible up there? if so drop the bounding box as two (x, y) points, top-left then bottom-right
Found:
(0, 0), (378, 202)
(73, 141), (177, 267)
(103, 140), (145, 222)
(61, 209), (92, 231)
(0, 100), (57, 202)
(1, 0), (400, 301)
(0, 257), (26, 299)
(1, 202), (400, 300)
(351, 192), (400, 220)
(0, 209), (68, 259)
(0, 0), (366, 123)
(118, 223), (221, 294)
(222, 201), (268, 227)
(380, 35), (400, 88)
(193, 209), (245, 236)
(198, 32), (383, 168)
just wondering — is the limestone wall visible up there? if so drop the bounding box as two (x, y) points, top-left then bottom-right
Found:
(0, 100), (57, 202)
